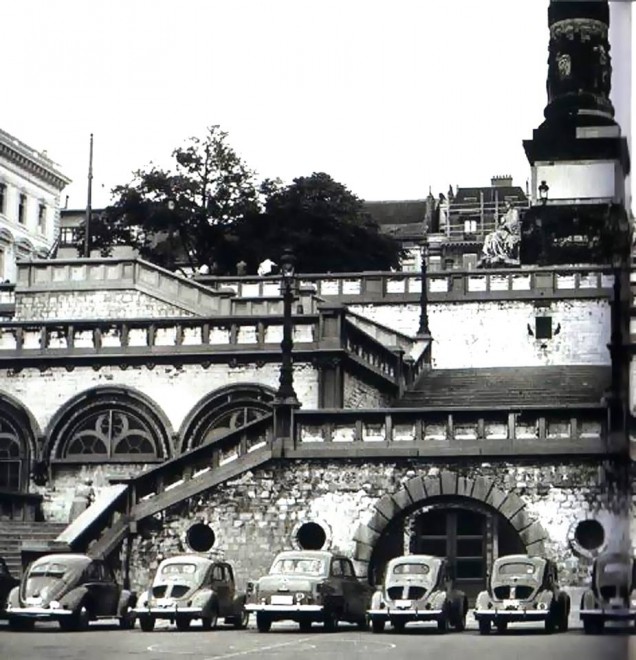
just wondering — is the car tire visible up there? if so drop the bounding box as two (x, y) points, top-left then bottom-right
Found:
(201, 606), (218, 631)
(478, 619), (491, 635)
(139, 615), (156, 632)
(544, 612), (556, 634)
(371, 618), (385, 633)
(64, 604), (90, 632)
(323, 610), (339, 633)
(256, 613), (272, 632)
(299, 620), (312, 633)
(583, 618), (603, 635)
(451, 599), (467, 632)
(176, 615), (191, 631)
(356, 616), (369, 631)
(119, 604), (135, 630)
(234, 608), (249, 630)
(8, 617), (35, 632)
(392, 620), (406, 633)
(496, 620), (508, 634)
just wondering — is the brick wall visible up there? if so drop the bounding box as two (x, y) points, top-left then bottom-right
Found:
(126, 458), (631, 592)
(351, 299), (610, 368)
(15, 290), (192, 321)
(2, 361), (319, 452)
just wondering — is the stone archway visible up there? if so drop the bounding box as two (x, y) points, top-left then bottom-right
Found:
(352, 470), (548, 581)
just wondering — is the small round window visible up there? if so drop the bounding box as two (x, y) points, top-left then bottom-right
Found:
(296, 522), (327, 550)
(574, 520), (605, 551)
(186, 523), (216, 552)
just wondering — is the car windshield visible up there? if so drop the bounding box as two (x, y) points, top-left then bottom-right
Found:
(392, 563), (431, 576)
(497, 562), (537, 577)
(28, 562), (68, 578)
(24, 562), (71, 599)
(160, 563), (197, 576)
(270, 558), (325, 576)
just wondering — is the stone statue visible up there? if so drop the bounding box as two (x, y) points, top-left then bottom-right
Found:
(478, 203), (521, 268)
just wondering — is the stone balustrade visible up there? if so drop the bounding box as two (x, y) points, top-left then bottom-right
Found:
(202, 265), (614, 303)
(290, 407), (607, 457)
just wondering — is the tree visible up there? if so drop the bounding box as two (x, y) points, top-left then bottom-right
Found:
(234, 172), (404, 273)
(82, 125), (267, 274)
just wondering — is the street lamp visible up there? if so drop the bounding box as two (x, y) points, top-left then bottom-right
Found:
(538, 180), (549, 205)
(417, 235), (430, 336)
(276, 247), (299, 406)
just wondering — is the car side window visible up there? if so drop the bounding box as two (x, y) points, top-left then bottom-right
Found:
(212, 565), (224, 582)
(331, 560), (343, 577)
(84, 563), (100, 582)
(342, 560), (354, 578)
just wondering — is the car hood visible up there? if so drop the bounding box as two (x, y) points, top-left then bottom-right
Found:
(257, 574), (321, 592)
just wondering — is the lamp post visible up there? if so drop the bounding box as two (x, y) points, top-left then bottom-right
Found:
(538, 180), (549, 205)
(417, 234), (430, 337)
(537, 180), (550, 265)
(276, 248), (299, 406)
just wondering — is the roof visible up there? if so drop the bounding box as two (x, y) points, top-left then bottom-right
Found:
(273, 550), (335, 560)
(494, 555), (545, 567)
(31, 553), (90, 566)
(394, 366), (610, 409)
(388, 555), (442, 567)
(158, 554), (214, 567)
(452, 186), (527, 207)
(364, 200), (428, 226)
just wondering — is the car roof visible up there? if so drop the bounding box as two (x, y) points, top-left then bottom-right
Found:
(494, 554), (546, 567)
(158, 554), (215, 567)
(31, 553), (91, 566)
(387, 555), (442, 568)
(273, 550), (335, 561)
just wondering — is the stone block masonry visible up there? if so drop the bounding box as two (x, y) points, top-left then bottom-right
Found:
(351, 299), (610, 368)
(127, 458), (633, 593)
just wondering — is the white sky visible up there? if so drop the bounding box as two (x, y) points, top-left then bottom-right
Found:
(2, 0), (633, 209)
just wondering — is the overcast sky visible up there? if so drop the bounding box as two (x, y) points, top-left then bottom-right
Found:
(2, 0), (633, 209)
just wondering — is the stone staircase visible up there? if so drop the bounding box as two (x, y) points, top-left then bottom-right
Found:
(0, 521), (67, 577)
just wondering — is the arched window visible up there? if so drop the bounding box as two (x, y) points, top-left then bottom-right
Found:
(0, 418), (27, 491)
(180, 385), (275, 453)
(49, 388), (171, 463)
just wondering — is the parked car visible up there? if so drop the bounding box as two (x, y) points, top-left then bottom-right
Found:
(5, 553), (136, 631)
(367, 554), (468, 633)
(245, 550), (373, 632)
(0, 557), (19, 617)
(474, 554), (570, 634)
(580, 552), (636, 634)
(134, 554), (248, 631)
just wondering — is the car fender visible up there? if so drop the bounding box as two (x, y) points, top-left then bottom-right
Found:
(59, 586), (90, 612)
(370, 590), (384, 610)
(7, 586), (19, 608)
(449, 589), (467, 612)
(117, 590), (136, 615)
(581, 589), (596, 610)
(536, 589), (555, 609)
(475, 590), (490, 610)
(231, 593), (247, 618)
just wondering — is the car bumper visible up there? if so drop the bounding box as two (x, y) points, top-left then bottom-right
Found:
(134, 606), (204, 619)
(580, 608), (636, 621)
(367, 608), (443, 622)
(6, 606), (74, 620)
(474, 608), (549, 622)
(245, 603), (323, 620)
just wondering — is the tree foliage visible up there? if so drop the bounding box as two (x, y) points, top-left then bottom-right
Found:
(84, 128), (403, 274)
(234, 172), (403, 273)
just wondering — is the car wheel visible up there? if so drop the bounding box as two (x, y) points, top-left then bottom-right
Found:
(371, 618), (385, 633)
(437, 616), (449, 634)
(119, 604), (135, 630)
(478, 619), (491, 635)
(8, 617), (35, 632)
(544, 612), (556, 634)
(201, 606), (218, 631)
(452, 600), (467, 632)
(234, 608), (249, 630)
(139, 615), (156, 632)
(356, 616), (369, 631)
(496, 620), (508, 634)
(176, 615), (191, 631)
(65, 604), (89, 632)
(583, 618), (603, 635)
(392, 620), (406, 633)
(256, 613), (272, 633)
(299, 620), (312, 633)
(323, 610), (339, 633)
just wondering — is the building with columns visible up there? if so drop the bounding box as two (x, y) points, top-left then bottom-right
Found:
(0, 0), (632, 607)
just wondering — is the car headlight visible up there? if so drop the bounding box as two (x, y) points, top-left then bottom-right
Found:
(295, 592), (305, 603)
(537, 602), (547, 610)
(49, 600), (61, 610)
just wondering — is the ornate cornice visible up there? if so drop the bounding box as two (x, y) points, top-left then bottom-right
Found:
(0, 130), (71, 191)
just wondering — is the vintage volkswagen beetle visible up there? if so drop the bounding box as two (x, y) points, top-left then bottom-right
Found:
(580, 552), (636, 633)
(245, 550), (372, 632)
(134, 555), (248, 631)
(0, 557), (19, 617)
(367, 554), (468, 633)
(475, 554), (570, 634)
(5, 553), (136, 631)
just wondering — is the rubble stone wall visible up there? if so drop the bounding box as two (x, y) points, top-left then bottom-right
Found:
(127, 458), (632, 593)
(343, 372), (391, 409)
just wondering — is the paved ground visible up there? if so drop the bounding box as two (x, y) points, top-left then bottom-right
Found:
(0, 616), (633, 660)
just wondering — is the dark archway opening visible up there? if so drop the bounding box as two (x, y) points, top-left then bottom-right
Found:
(186, 523), (216, 552)
(296, 522), (327, 550)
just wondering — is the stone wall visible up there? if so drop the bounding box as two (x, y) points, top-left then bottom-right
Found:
(350, 299), (610, 368)
(126, 457), (632, 593)
(343, 372), (390, 409)
(14, 290), (193, 321)
(1, 361), (319, 450)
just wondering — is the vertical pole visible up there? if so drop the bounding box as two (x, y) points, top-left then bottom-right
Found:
(84, 133), (94, 258)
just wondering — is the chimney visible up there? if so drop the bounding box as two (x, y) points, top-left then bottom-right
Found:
(491, 174), (513, 187)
